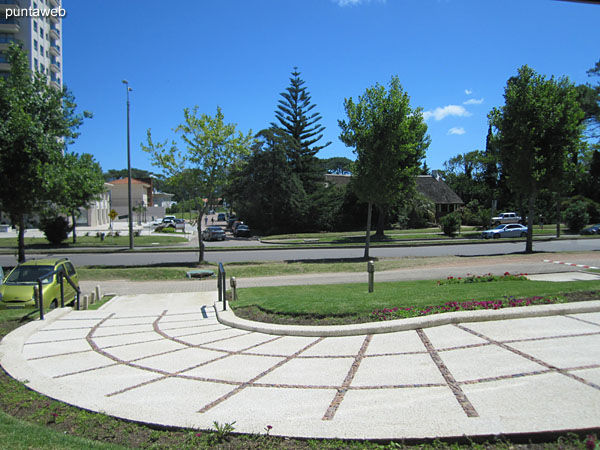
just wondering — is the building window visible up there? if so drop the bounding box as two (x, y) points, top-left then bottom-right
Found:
(34, 58), (38, 69)
(34, 39), (38, 51)
(40, 45), (44, 55)
(34, 21), (38, 32)
(40, 63), (45, 74)
(40, 28), (44, 38)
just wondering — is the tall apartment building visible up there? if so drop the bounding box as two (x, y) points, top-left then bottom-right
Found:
(0, 0), (63, 89)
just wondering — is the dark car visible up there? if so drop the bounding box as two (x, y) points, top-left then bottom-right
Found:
(581, 224), (600, 235)
(217, 213), (227, 222)
(234, 224), (251, 237)
(226, 217), (238, 230)
(202, 225), (225, 241)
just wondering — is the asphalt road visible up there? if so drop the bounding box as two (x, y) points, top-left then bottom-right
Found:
(1, 238), (598, 267)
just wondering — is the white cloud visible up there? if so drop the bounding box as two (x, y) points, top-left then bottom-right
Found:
(423, 105), (471, 121)
(465, 89), (473, 95)
(448, 127), (466, 135)
(334, 0), (385, 6)
(463, 98), (484, 105)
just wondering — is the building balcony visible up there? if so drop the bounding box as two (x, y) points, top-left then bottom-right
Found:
(49, 0), (59, 7)
(49, 79), (60, 90)
(49, 26), (60, 40)
(0, 1), (20, 17)
(0, 19), (20, 33)
(49, 42), (60, 56)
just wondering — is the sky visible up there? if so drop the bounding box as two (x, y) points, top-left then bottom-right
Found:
(61, 0), (600, 176)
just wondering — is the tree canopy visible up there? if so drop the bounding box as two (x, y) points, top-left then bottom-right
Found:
(271, 68), (331, 192)
(0, 44), (90, 261)
(142, 106), (254, 261)
(489, 65), (584, 252)
(339, 75), (430, 257)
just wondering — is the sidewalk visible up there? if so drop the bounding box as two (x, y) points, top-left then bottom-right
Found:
(1, 293), (599, 440)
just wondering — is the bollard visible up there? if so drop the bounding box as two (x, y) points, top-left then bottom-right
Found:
(95, 285), (102, 302)
(90, 291), (96, 304)
(82, 295), (89, 310)
(230, 277), (238, 301)
(33, 286), (40, 309)
(367, 260), (375, 293)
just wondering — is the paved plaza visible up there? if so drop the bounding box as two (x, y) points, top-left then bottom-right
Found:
(1, 291), (599, 440)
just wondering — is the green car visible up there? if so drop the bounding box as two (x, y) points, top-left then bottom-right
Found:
(0, 258), (79, 310)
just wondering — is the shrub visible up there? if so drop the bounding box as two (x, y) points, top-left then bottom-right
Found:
(440, 211), (461, 236)
(39, 216), (72, 245)
(564, 201), (589, 234)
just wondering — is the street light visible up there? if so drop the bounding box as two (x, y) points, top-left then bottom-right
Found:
(122, 80), (134, 250)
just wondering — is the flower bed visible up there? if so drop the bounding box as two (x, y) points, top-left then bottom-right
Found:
(437, 272), (528, 285)
(371, 295), (560, 321)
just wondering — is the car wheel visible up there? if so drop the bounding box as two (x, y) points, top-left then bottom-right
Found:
(493, 234), (500, 239)
(520, 232), (527, 237)
(50, 299), (58, 310)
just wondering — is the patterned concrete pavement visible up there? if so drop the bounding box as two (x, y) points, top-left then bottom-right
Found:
(1, 292), (600, 440)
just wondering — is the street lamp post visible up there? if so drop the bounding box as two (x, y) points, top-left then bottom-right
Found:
(122, 80), (134, 250)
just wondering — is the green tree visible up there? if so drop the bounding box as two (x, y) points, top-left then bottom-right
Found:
(489, 65), (584, 253)
(320, 156), (353, 174)
(226, 129), (307, 234)
(0, 44), (89, 262)
(142, 106), (254, 262)
(339, 75), (430, 258)
(272, 68), (331, 192)
(51, 153), (105, 243)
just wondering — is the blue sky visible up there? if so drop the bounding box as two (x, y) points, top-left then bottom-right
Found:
(62, 0), (599, 175)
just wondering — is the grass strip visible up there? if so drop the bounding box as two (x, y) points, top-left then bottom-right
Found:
(232, 279), (600, 322)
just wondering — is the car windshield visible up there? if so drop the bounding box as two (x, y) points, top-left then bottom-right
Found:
(5, 265), (55, 284)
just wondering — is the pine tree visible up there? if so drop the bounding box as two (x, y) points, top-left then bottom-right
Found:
(271, 67), (331, 192)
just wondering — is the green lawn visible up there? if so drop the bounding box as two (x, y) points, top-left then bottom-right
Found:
(233, 278), (600, 318)
(262, 225), (573, 244)
(77, 256), (466, 281)
(0, 234), (188, 248)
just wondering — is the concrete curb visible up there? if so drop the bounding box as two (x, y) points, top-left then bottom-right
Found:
(214, 300), (600, 337)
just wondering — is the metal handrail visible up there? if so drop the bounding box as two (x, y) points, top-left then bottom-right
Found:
(36, 269), (81, 320)
(217, 263), (226, 311)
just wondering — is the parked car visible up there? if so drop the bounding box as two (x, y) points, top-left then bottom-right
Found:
(202, 225), (226, 241)
(0, 258), (79, 310)
(481, 223), (528, 239)
(234, 224), (251, 237)
(490, 212), (522, 226)
(231, 220), (245, 233)
(226, 216), (238, 230)
(581, 224), (600, 235)
(217, 213), (227, 222)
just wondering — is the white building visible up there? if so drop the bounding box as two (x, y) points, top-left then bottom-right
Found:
(0, 0), (64, 89)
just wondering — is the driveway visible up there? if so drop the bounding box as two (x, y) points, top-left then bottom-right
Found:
(1, 292), (599, 440)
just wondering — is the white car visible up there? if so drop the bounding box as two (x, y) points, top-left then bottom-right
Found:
(481, 223), (528, 239)
(490, 212), (522, 226)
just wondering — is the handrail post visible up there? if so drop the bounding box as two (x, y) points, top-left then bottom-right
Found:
(59, 271), (65, 308)
(37, 280), (44, 320)
(218, 263), (227, 311)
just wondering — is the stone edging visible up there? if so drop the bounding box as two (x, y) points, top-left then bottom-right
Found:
(214, 300), (600, 337)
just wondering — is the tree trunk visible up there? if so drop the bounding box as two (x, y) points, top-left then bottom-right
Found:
(197, 213), (205, 264)
(526, 193), (535, 254)
(375, 204), (385, 238)
(556, 194), (561, 238)
(17, 215), (25, 263)
(71, 212), (77, 244)
(364, 201), (372, 259)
